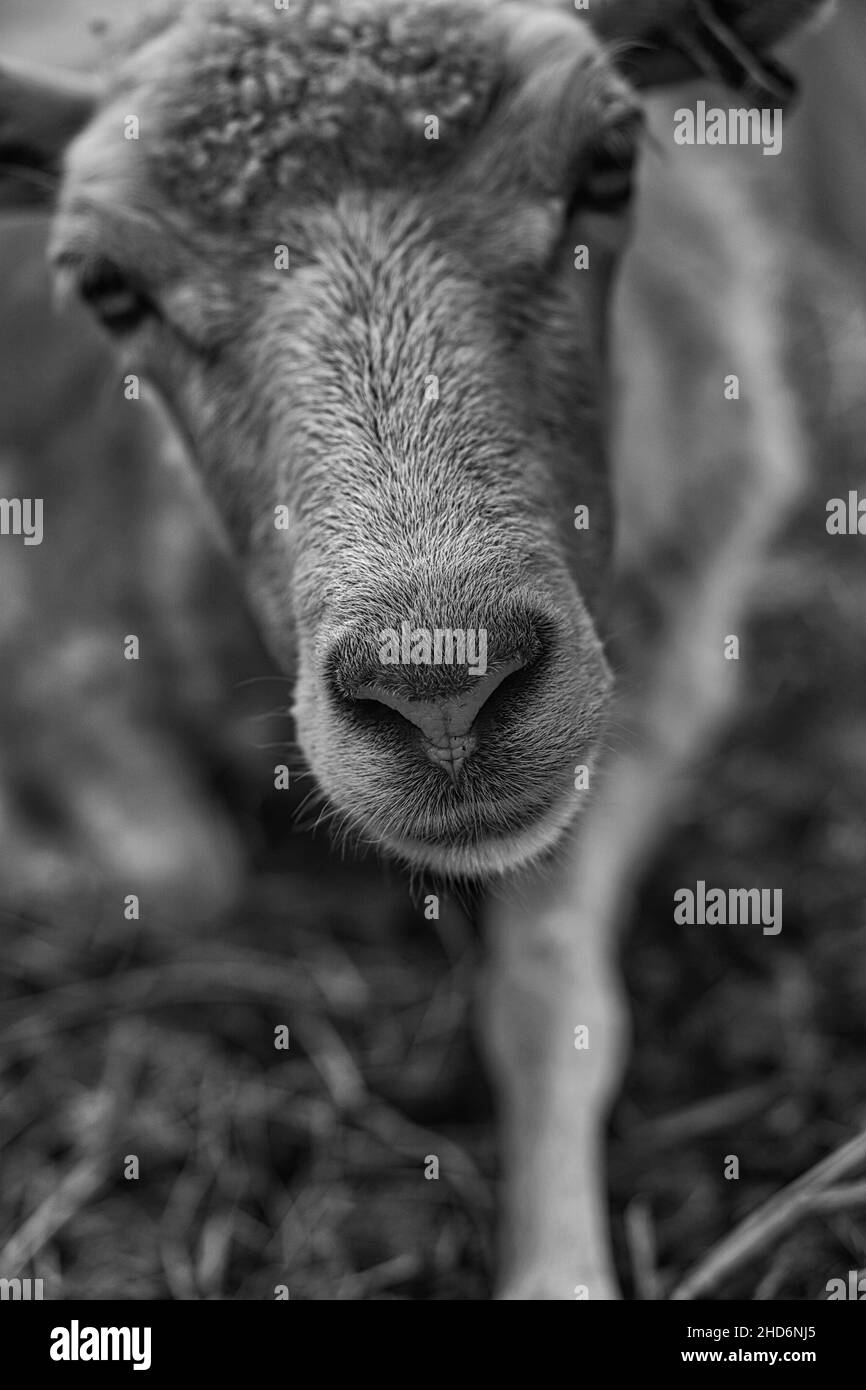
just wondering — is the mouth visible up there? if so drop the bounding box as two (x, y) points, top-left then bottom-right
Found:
(299, 725), (597, 880)
(350, 761), (594, 879)
(329, 723), (595, 876)
(377, 789), (588, 879)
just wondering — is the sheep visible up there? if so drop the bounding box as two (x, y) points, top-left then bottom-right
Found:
(1, 0), (861, 1300)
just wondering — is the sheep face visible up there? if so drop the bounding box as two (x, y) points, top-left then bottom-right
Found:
(51, 0), (642, 877)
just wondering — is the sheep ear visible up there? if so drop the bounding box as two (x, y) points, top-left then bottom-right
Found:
(588, 0), (833, 104)
(0, 59), (99, 210)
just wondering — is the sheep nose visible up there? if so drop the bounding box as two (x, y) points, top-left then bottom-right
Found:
(349, 654), (530, 783)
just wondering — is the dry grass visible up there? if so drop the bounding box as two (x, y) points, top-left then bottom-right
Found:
(0, 847), (497, 1301)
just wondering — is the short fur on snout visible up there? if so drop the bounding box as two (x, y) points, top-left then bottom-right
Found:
(49, 0), (643, 878)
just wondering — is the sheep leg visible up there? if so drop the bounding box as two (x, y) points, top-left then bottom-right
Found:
(482, 851), (628, 1301)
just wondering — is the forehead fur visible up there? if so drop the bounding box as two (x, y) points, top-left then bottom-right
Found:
(101, 0), (505, 225)
(80, 0), (618, 230)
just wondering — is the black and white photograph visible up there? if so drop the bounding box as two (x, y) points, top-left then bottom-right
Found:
(0, 0), (865, 1347)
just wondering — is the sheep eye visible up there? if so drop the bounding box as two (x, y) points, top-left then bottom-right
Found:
(582, 143), (636, 211)
(79, 261), (154, 333)
(576, 115), (642, 214)
(583, 155), (634, 210)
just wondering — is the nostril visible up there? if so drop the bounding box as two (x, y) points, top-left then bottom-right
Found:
(353, 655), (528, 741)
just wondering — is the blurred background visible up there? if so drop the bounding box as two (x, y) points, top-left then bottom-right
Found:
(0, 0), (864, 1300)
